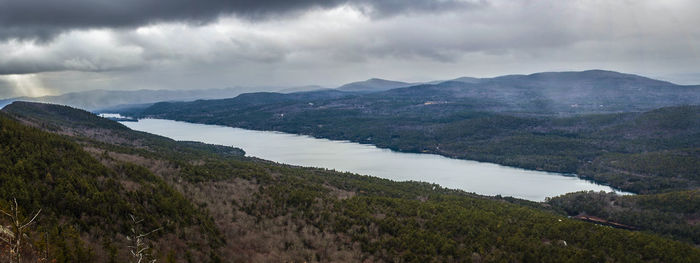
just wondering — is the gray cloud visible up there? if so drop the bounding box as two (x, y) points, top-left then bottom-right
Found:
(0, 0), (699, 99)
(0, 0), (483, 41)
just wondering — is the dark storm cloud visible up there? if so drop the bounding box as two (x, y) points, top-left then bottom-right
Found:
(1, 0), (698, 98)
(0, 0), (483, 41)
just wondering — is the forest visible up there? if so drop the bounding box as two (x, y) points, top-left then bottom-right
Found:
(1, 101), (698, 262)
(548, 190), (700, 245)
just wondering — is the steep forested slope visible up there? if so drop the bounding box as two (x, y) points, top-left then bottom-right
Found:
(0, 112), (221, 262)
(3, 101), (700, 262)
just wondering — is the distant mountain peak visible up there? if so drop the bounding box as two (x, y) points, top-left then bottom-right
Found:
(521, 69), (678, 86)
(361, 78), (407, 85)
(449, 76), (481, 84)
(337, 78), (413, 92)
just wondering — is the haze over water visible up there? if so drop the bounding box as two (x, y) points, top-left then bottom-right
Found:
(122, 118), (628, 201)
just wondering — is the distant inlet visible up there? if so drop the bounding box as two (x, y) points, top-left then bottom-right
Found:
(121, 118), (631, 201)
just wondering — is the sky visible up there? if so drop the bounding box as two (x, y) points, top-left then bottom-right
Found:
(1, 0), (699, 98)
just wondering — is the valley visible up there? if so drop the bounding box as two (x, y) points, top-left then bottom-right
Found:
(2, 100), (698, 262)
(120, 71), (700, 194)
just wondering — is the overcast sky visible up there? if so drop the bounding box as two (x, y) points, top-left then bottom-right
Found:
(1, 0), (699, 98)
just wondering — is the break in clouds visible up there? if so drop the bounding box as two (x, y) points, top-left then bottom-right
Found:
(1, 0), (699, 98)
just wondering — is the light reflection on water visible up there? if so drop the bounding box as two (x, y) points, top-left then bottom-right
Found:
(122, 118), (630, 201)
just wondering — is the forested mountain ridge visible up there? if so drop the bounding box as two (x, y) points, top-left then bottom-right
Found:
(3, 101), (246, 161)
(3, 101), (699, 262)
(0, 110), (222, 262)
(2, 69), (697, 113)
(383, 70), (699, 114)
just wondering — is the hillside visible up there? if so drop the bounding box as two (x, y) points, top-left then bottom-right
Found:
(3, 102), (700, 262)
(0, 110), (222, 262)
(122, 71), (700, 194)
(548, 190), (700, 245)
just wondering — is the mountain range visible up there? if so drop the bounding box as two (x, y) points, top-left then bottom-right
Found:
(3, 70), (698, 114)
(362, 70), (700, 115)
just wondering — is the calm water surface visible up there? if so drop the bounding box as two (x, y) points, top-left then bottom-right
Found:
(122, 118), (628, 201)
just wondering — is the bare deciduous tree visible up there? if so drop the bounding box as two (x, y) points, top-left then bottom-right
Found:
(127, 215), (160, 263)
(0, 198), (41, 263)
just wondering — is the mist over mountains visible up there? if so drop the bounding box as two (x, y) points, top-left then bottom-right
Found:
(0, 88), (251, 111)
(2, 70), (698, 114)
(133, 70), (700, 117)
(0, 86), (315, 111)
(381, 69), (700, 114)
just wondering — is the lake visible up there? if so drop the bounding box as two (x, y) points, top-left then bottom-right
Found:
(121, 118), (628, 201)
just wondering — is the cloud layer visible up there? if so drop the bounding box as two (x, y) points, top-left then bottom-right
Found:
(1, 0), (699, 98)
(0, 0), (484, 40)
